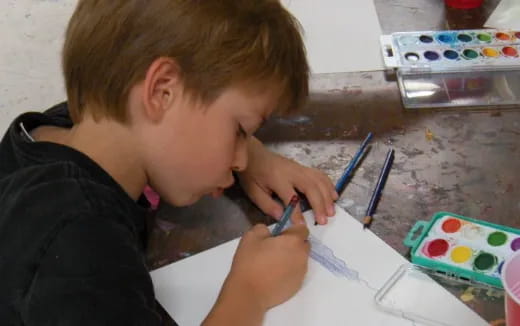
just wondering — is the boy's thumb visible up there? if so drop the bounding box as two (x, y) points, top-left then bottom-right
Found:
(249, 224), (271, 239)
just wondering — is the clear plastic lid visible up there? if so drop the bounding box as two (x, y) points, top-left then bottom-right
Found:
(375, 264), (504, 326)
(397, 69), (520, 109)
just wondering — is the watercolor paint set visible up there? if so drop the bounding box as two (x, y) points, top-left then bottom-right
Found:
(404, 212), (520, 288)
(380, 29), (520, 109)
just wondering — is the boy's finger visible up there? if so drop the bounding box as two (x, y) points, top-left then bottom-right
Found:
(244, 182), (284, 219)
(289, 204), (306, 225)
(319, 172), (339, 201)
(294, 180), (328, 225)
(271, 182), (299, 221)
(314, 174), (336, 217)
(282, 223), (309, 241)
(249, 223), (271, 238)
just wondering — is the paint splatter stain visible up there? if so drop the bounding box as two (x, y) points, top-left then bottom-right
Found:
(489, 319), (506, 326)
(425, 128), (434, 141)
(460, 287), (475, 302)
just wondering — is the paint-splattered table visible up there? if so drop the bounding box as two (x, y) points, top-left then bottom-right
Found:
(148, 1), (514, 325)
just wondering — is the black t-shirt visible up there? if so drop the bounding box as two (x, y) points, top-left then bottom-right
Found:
(0, 103), (163, 325)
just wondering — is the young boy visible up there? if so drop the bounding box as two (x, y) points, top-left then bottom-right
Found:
(0, 1), (338, 325)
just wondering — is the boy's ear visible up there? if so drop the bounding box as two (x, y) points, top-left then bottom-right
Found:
(142, 57), (182, 123)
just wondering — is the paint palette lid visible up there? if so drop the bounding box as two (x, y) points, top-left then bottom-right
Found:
(375, 264), (504, 325)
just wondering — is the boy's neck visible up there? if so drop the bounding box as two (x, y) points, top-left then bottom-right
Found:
(32, 116), (147, 201)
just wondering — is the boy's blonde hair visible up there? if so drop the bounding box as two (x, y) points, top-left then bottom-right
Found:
(63, 0), (309, 123)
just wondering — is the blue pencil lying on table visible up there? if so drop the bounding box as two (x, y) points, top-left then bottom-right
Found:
(334, 132), (373, 195)
(362, 148), (394, 229)
(304, 132), (373, 225)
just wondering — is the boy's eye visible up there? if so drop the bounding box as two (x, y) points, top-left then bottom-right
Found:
(237, 124), (247, 138)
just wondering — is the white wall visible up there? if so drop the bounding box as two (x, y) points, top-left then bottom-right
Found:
(0, 0), (75, 134)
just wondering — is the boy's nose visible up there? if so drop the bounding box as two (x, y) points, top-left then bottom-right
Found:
(232, 142), (248, 172)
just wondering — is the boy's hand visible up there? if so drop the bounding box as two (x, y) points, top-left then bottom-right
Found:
(238, 137), (338, 225)
(204, 223), (310, 325)
(229, 223), (310, 309)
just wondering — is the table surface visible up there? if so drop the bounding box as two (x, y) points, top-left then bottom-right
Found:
(147, 2), (516, 325)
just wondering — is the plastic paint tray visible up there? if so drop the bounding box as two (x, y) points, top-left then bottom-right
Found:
(380, 29), (520, 109)
(376, 264), (503, 326)
(381, 29), (520, 71)
(404, 212), (520, 288)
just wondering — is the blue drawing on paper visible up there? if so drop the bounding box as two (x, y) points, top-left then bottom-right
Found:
(308, 234), (359, 280)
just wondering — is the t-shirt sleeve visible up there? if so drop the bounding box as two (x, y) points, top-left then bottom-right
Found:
(21, 214), (163, 326)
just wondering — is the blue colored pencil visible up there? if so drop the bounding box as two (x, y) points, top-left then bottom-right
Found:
(304, 132), (373, 215)
(272, 195), (300, 236)
(363, 149), (395, 229)
(335, 132), (373, 194)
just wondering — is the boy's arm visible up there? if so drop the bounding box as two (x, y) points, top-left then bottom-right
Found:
(202, 277), (266, 326)
(22, 214), (162, 326)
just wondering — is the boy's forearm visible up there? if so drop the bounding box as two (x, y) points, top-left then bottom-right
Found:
(202, 276), (266, 326)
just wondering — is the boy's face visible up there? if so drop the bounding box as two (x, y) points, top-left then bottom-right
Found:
(140, 85), (277, 206)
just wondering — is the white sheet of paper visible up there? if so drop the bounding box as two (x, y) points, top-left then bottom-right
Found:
(281, 0), (384, 73)
(151, 205), (487, 326)
(485, 0), (520, 30)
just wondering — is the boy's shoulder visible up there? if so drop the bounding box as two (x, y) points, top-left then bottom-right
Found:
(0, 104), (148, 245)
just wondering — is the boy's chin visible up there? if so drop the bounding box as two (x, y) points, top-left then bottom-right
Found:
(164, 189), (223, 207)
(161, 192), (202, 207)
(210, 188), (225, 198)
(180, 194), (203, 206)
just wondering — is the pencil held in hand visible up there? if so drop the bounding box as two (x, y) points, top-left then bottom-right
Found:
(272, 195), (300, 236)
